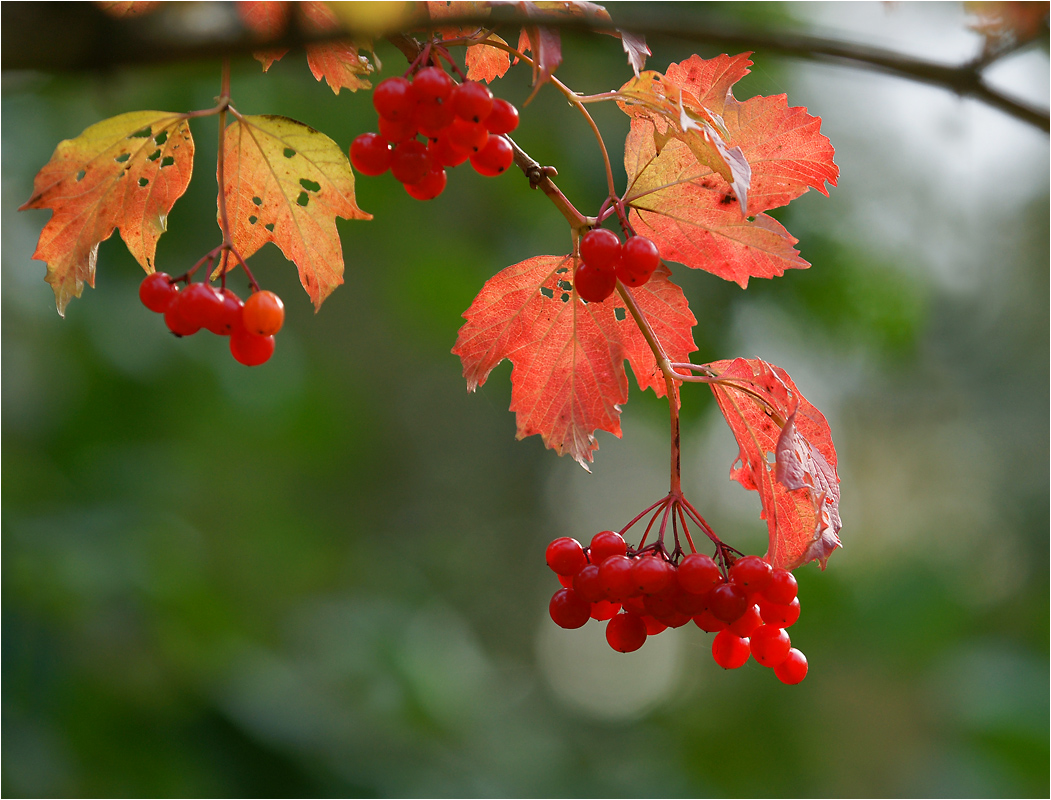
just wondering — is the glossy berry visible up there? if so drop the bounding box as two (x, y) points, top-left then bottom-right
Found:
(711, 630), (751, 669)
(692, 609), (727, 633)
(470, 134), (513, 176)
(428, 135), (471, 168)
(588, 531), (627, 565)
(758, 595), (801, 628)
(448, 118), (489, 152)
(574, 260), (616, 303)
(377, 115), (417, 144)
(230, 329), (275, 366)
(598, 555), (636, 602)
(642, 616), (668, 635)
(484, 98), (519, 134)
(546, 537), (587, 576)
(451, 80), (494, 123)
(139, 272), (178, 312)
(404, 168), (447, 200)
(579, 228), (622, 271)
(350, 133), (393, 175)
(164, 296), (200, 337)
(764, 568), (799, 605)
(774, 648), (808, 684)
(708, 583), (750, 624)
(411, 66), (455, 103)
(373, 77), (415, 121)
(606, 613), (647, 653)
(390, 140), (431, 185)
(572, 564), (605, 602)
(728, 603), (763, 637)
(179, 282), (224, 329)
(618, 236), (660, 287)
(557, 572), (574, 589)
(243, 290), (284, 336)
(632, 556), (675, 595)
(590, 599), (621, 621)
(677, 553), (722, 594)
(729, 555), (773, 595)
(749, 624), (792, 667)
(549, 588), (591, 629)
(205, 288), (244, 336)
(415, 100), (455, 137)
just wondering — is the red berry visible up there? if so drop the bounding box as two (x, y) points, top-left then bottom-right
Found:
(749, 624), (792, 667)
(580, 228), (622, 271)
(549, 587), (590, 629)
(390, 140), (432, 185)
(574, 260), (616, 303)
(470, 134), (513, 176)
(377, 115), (418, 144)
(617, 235), (660, 287)
(484, 98), (519, 134)
(572, 564), (605, 602)
(765, 568), (799, 605)
(632, 556), (675, 595)
(605, 613), (647, 653)
(597, 555), (636, 602)
(677, 553), (721, 594)
(164, 295), (200, 337)
(557, 572), (574, 589)
(693, 609), (727, 633)
(708, 583), (749, 624)
(373, 77), (415, 121)
(774, 648), (808, 684)
(729, 555), (773, 595)
(243, 290), (284, 336)
(350, 132), (393, 175)
(451, 80), (494, 123)
(415, 99), (455, 136)
(139, 271), (178, 313)
(545, 537), (587, 576)
(590, 599), (621, 621)
(757, 595), (801, 628)
(428, 134), (471, 168)
(588, 531), (626, 565)
(448, 117), (489, 152)
(179, 282), (224, 329)
(711, 630), (750, 669)
(404, 167), (447, 200)
(411, 66), (455, 103)
(728, 603), (763, 637)
(230, 329), (275, 366)
(641, 615), (667, 635)
(206, 288), (244, 336)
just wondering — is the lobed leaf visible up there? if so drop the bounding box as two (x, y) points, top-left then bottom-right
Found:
(19, 110), (194, 315)
(238, 0), (292, 70)
(220, 114), (370, 309)
(705, 357), (841, 570)
(453, 255), (696, 468)
(425, 1), (512, 82)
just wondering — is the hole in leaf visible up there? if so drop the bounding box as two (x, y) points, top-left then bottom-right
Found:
(560, 293), (570, 303)
(248, 215), (258, 224)
(557, 280), (572, 292)
(76, 170), (86, 181)
(147, 150), (161, 161)
(160, 156), (174, 167)
(555, 267), (569, 274)
(299, 178), (321, 192)
(252, 196), (263, 206)
(154, 131), (168, 145)
(138, 177), (148, 187)
(540, 286), (554, 299)
(296, 191), (309, 207)
(614, 307), (626, 321)
(115, 152), (131, 163)
(284, 148), (296, 158)
(265, 223), (275, 232)
(129, 126), (152, 138)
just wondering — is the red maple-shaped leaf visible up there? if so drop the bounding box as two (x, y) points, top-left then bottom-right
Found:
(426, 1), (512, 82)
(705, 357), (841, 570)
(220, 114), (370, 309)
(453, 256), (696, 468)
(19, 110), (194, 315)
(621, 54), (838, 287)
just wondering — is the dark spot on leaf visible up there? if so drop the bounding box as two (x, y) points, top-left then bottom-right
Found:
(76, 170), (86, 181)
(154, 131), (168, 145)
(248, 215), (258, 225)
(284, 148), (296, 158)
(138, 177), (148, 187)
(253, 196), (263, 206)
(129, 126), (152, 138)
(265, 223), (275, 232)
(720, 193), (734, 205)
(161, 156), (174, 167)
(296, 191), (309, 206)
(615, 307), (626, 321)
(299, 178), (321, 192)
(147, 150), (161, 161)
(115, 152), (131, 163)
(540, 286), (554, 299)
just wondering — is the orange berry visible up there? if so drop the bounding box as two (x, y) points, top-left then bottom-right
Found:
(242, 290), (284, 336)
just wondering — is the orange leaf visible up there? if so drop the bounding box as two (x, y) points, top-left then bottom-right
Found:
(19, 110), (194, 315)
(706, 358), (841, 570)
(300, 1), (373, 94)
(453, 256), (696, 468)
(220, 114), (370, 309)
(237, 0), (292, 70)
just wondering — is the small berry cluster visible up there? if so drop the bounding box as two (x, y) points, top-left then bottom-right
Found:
(574, 228), (661, 304)
(546, 531), (808, 684)
(139, 272), (284, 366)
(350, 66), (520, 200)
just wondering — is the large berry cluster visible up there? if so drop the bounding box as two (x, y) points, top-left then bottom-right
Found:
(139, 272), (284, 366)
(350, 66), (519, 200)
(546, 531), (808, 684)
(574, 228), (661, 303)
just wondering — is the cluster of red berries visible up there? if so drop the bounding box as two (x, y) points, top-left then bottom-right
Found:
(139, 272), (284, 366)
(574, 228), (661, 303)
(349, 66), (520, 200)
(546, 531), (808, 684)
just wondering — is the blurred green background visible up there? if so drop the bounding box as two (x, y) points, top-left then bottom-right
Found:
(3, 2), (1048, 796)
